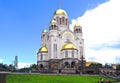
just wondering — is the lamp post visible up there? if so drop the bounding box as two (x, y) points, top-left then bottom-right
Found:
(80, 55), (85, 75)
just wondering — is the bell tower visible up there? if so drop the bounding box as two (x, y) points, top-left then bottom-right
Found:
(52, 9), (69, 31)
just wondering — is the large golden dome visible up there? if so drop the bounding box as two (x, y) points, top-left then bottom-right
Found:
(39, 46), (48, 53)
(61, 42), (77, 50)
(54, 9), (67, 16)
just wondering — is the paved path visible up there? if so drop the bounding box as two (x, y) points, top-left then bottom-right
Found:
(0, 72), (11, 83)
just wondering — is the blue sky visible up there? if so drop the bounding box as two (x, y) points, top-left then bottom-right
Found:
(1, 0), (120, 68)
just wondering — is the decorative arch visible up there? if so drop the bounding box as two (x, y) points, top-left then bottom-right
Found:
(62, 31), (74, 40)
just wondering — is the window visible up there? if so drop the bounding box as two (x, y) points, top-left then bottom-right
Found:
(56, 17), (59, 25)
(54, 25), (57, 30)
(80, 47), (83, 56)
(65, 51), (68, 58)
(72, 51), (74, 58)
(66, 19), (68, 25)
(60, 18), (62, 25)
(62, 17), (65, 25)
(41, 54), (43, 60)
(51, 25), (53, 30)
(54, 44), (57, 52)
(76, 29), (78, 33)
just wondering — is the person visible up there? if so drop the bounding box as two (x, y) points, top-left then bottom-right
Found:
(100, 78), (104, 83)
(105, 80), (111, 83)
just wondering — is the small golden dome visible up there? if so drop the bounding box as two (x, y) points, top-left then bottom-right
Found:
(55, 9), (67, 15)
(39, 46), (48, 53)
(61, 42), (77, 50)
(74, 23), (81, 27)
(51, 19), (56, 24)
(43, 30), (48, 33)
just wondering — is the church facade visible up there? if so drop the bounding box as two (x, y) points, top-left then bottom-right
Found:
(37, 8), (86, 73)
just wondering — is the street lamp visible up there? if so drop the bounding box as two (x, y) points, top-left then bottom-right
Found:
(80, 55), (85, 75)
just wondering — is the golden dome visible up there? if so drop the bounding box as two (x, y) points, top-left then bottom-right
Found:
(55, 9), (67, 15)
(51, 19), (56, 24)
(74, 23), (81, 27)
(61, 42), (77, 50)
(43, 30), (48, 33)
(39, 46), (48, 53)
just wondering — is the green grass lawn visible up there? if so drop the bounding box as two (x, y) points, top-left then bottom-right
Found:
(7, 74), (117, 83)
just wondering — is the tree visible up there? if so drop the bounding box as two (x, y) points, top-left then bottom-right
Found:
(8, 64), (16, 71)
(116, 64), (120, 71)
(104, 63), (112, 69)
(90, 63), (103, 68)
(29, 64), (38, 71)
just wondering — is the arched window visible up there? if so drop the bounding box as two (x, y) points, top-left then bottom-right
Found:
(54, 44), (57, 52)
(41, 54), (43, 60)
(80, 47), (83, 56)
(54, 25), (57, 30)
(60, 18), (62, 25)
(56, 17), (59, 25)
(62, 17), (65, 25)
(66, 19), (68, 25)
(38, 55), (40, 60)
(72, 51), (74, 58)
(51, 25), (54, 30)
(64, 62), (69, 68)
(76, 29), (78, 33)
(65, 51), (68, 58)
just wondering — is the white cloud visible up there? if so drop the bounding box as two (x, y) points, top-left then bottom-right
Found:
(70, 0), (120, 64)
(0, 59), (3, 63)
(18, 62), (32, 69)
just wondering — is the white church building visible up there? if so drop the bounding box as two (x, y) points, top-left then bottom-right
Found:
(37, 8), (86, 73)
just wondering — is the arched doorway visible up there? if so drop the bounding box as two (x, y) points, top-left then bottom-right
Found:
(71, 61), (75, 68)
(40, 64), (43, 68)
(64, 62), (69, 68)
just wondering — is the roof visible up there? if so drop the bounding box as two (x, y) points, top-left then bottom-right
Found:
(86, 62), (100, 67)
